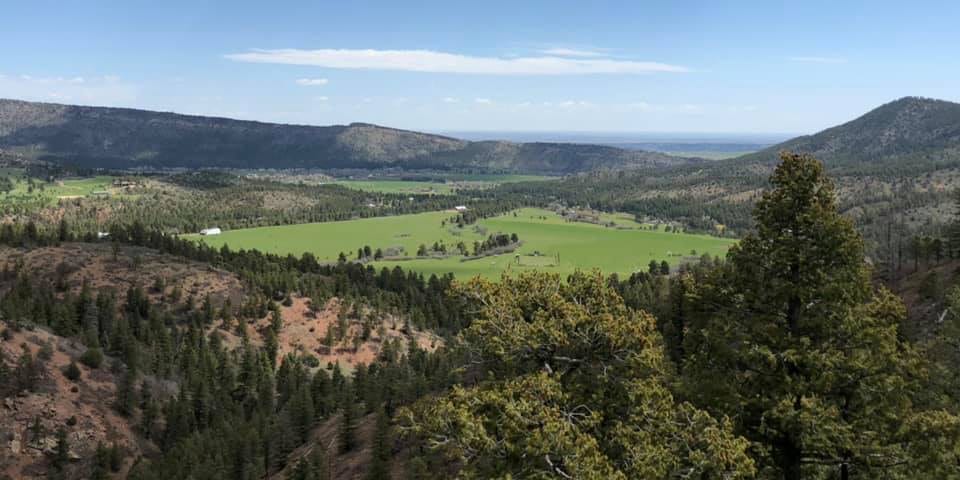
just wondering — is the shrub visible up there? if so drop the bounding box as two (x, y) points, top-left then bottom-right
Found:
(302, 354), (320, 368)
(38, 343), (53, 361)
(64, 361), (82, 381)
(80, 348), (104, 369)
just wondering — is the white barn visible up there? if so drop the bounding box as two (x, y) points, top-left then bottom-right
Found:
(200, 227), (222, 236)
(455, 205), (468, 212)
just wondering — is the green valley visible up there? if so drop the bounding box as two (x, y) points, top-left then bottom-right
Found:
(189, 207), (735, 278)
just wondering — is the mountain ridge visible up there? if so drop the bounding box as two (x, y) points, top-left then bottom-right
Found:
(0, 98), (693, 173)
(733, 96), (960, 167)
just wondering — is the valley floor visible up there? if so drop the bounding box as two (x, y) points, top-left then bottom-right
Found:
(189, 207), (735, 278)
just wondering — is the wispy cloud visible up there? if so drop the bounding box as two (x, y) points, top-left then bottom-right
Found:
(0, 74), (136, 104)
(225, 48), (690, 75)
(442, 97), (460, 103)
(474, 98), (492, 104)
(621, 101), (705, 114)
(17, 75), (86, 84)
(313, 96), (329, 101)
(557, 100), (592, 108)
(295, 77), (329, 86)
(788, 56), (847, 64)
(539, 47), (609, 58)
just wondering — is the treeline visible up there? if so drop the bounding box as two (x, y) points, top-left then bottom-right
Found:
(0, 218), (474, 337)
(7, 170), (536, 237)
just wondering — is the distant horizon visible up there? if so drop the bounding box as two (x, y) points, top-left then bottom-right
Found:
(0, 95), (801, 142)
(435, 130), (796, 144)
(3, 1), (959, 133)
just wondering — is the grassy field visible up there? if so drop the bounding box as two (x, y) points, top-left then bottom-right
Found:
(332, 180), (456, 194)
(191, 207), (735, 278)
(0, 170), (119, 206)
(334, 174), (555, 194)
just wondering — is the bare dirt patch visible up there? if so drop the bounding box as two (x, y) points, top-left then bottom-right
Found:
(0, 242), (246, 309)
(216, 296), (441, 375)
(0, 323), (141, 479)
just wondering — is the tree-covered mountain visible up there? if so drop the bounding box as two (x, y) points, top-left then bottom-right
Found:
(0, 98), (691, 173)
(486, 96), (960, 245)
(736, 96), (960, 169)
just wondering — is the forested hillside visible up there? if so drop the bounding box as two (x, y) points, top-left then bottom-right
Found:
(0, 99), (689, 173)
(4, 153), (960, 479)
(486, 97), (960, 263)
(738, 96), (960, 170)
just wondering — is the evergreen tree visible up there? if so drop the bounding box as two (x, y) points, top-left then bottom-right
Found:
(683, 152), (959, 478)
(63, 361), (81, 381)
(115, 369), (138, 416)
(367, 407), (391, 480)
(400, 271), (753, 479)
(338, 386), (359, 453)
(52, 427), (70, 472)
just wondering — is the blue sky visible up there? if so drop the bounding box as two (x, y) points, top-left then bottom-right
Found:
(1, 0), (958, 134)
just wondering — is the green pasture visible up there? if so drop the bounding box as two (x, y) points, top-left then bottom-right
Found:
(0, 171), (118, 206)
(190, 207), (735, 279)
(333, 174), (555, 194)
(332, 180), (455, 194)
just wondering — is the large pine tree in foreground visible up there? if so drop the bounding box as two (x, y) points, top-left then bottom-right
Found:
(683, 152), (960, 478)
(400, 271), (755, 479)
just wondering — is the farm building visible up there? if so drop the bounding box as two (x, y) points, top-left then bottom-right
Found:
(200, 227), (222, 236)
(455, 205), (468, 212)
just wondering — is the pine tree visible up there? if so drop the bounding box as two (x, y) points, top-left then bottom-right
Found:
(367, 408), (391, 480)
(52, 427), (70, 472)
(683, 152), (958, 478)
(115, 369), (138, 416)
(265, 328), (279, 369)
(948, 189), (960, 258)
(91, 442), (110, 480)
(400, 271), (754, 479)
(338, 386), (358, 453)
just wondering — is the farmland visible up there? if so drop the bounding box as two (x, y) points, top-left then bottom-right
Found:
(333, 174), (556, 194)
(0, 169), (121, 206)
(190, 207), (735, 278)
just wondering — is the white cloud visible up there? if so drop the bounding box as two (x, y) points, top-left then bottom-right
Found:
(225, 48), (690, 75)
(621, 101), (705, 114)
(0, 74), (137, 105)
(539, 47), (609, 58)
(313, 96), (329, 101)
(15, 74), (85, 84)
(624, 101), (657, 112)
(474, 98), (492, 104)
(788, 56), (847, 64)
(442, 97), (459, 103)
(295, 77), (329, 86)
(558, 100), (592, 108)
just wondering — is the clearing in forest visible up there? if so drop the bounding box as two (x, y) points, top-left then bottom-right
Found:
(190, 207), (735, 278)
